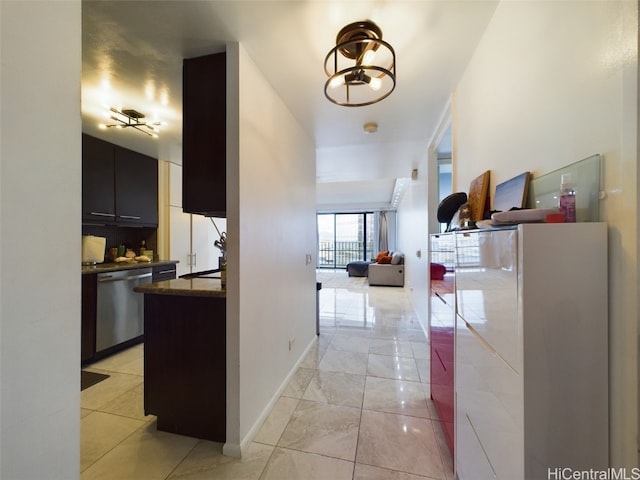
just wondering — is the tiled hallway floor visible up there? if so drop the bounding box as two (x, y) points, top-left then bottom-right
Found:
(81, 270), (453, 479)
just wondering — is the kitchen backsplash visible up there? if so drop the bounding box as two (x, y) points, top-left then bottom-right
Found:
(82, 225), (157, 260)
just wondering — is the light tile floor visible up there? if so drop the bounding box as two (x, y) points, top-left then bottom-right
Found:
(81, 270), (454, 479)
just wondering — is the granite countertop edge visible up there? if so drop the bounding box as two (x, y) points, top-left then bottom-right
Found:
(82, 260), (178, 275)
(133, 278), (226, 298)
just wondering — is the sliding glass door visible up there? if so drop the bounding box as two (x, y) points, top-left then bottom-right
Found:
(317, 213), (374, 268)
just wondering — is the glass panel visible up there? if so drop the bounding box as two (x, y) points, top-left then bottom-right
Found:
(317, 212), (375, 268)
(365, 213), (374, 260)
(526, 154), (602, 222)
(317, 214), (335, 268)
(335, 214), (362, 267)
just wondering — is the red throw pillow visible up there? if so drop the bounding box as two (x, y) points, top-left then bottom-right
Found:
(375, 251), (389, 263)
(378, 255), (393, 264)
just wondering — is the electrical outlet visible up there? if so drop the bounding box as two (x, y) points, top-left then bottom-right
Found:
(288, 337), (296, 351)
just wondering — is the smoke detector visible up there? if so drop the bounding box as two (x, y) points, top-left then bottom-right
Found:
(363, 122), (378, 134)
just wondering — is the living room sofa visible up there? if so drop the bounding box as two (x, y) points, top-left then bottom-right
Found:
(368, 252), (404, 287)
(346, 260), (373, 277)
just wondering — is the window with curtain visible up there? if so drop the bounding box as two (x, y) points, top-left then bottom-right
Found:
(317, 213), (374, 268)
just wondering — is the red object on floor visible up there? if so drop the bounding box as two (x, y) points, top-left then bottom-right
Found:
(430, 262), (446, 280)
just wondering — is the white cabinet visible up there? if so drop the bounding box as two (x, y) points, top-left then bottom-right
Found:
(191, 213), (222, 272)
(455, 223), (608, 479)
(167, 163), (225, 277)
(168, 205), (191, 278)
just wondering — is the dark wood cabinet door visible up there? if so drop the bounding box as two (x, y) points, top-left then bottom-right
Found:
(82, 134), (158, 227)
(182, 52), (226, 217)
(81, 274), (97, 363)
(144, 294), (226, 441)
(114, 146), (158, 226)
(82, 134), (115, 223)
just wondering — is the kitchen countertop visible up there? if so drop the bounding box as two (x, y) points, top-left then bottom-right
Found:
(133, 278), (226, 298)
(82, 260), (178, 275)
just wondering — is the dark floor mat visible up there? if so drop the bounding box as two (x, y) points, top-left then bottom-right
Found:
(81, 371), (110, 391)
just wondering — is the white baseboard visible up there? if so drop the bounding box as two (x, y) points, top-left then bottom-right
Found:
(222, 335), (318, 457)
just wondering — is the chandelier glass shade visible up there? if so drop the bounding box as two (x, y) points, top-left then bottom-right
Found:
(324, 20), (396, 107)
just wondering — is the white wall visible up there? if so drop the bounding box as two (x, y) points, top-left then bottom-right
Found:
(225, 43), (317, 454)
(397, 155), (430, 333)
(0, 1), (81, 478)
(398, 105), (453, 333)
(454, 0), (638, 467)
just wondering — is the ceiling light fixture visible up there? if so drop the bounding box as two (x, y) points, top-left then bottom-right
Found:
(99, 108), (161, 138)
(391, 177), (409, 209)
(324, 20), (396, 107)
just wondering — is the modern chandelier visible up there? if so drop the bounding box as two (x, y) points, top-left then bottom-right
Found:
(324, 20), (396, 107)
(99, 107), (161, 138)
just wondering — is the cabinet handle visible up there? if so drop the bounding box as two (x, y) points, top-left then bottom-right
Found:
(434, 347), (447, 371)
(463, 319), (518, 374)
(98, 272), (152, 283)
(156, 269), (176, 275)
(119, 214), (142, 220)
(465, 413), (498, 478)
(192, 253), (197, 266)
(89, 212), (116, 217)
(463, 320), (497, 356)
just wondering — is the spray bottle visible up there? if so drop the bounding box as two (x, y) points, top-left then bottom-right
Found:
(558, 173), (576, 222)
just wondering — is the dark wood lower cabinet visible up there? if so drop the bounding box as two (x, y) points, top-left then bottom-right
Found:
(81, 274), (97, 363)
(143, 294), (226, 442)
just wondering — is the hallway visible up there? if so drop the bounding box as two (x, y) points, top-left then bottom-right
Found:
(80, 270), (453, 479)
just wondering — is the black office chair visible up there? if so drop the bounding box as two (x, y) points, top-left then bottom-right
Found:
(437, 192), (468, 232)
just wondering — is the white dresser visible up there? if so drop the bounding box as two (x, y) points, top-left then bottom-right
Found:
(454, 223), (608, 479)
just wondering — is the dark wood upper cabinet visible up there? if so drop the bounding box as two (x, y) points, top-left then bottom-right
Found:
(182, 52), (226, 217)
(82, 133), (158, 227)
(82, 134), (116, 223)
(114, 147), (158, 226)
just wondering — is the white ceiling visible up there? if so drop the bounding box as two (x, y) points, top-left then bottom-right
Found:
(81, 0), (498, 211)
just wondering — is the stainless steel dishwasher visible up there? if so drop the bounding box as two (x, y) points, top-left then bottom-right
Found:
(96, 268), (152, 353)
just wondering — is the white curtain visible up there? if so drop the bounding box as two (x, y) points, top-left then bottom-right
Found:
(378, 211), (389, 252)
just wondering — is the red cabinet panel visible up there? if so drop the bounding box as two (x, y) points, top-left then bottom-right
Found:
(429, 233), (455, 461)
